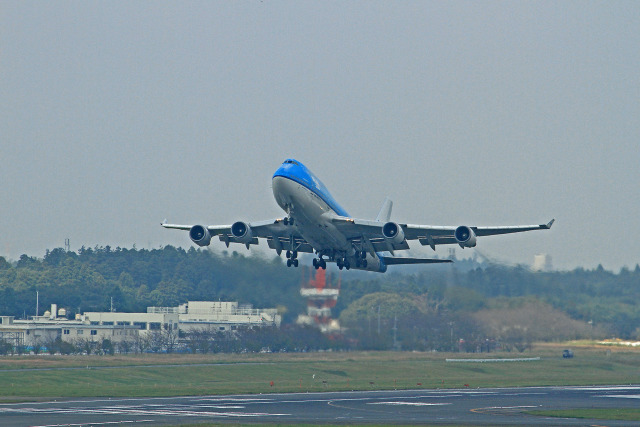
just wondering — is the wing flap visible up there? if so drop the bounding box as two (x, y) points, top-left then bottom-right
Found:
(267, 237), (314, 254)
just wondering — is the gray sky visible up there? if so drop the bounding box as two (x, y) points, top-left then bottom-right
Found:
(1, 1), (639, 271)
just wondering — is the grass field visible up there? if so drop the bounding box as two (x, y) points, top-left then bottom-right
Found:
(0, 342), (638, 402)
(526, 408), (640, 421)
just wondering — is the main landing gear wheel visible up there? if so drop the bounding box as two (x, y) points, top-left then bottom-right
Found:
(283, 217), (295, 226)
(313, 258), (327, 270)
(336, 258), (350, 270)
(356, 251), (367, 259)
(355, 258), (367, 268)
(286, 249), (299, 267)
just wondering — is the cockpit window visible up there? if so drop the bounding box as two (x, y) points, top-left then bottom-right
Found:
(284, 159), (299, 166)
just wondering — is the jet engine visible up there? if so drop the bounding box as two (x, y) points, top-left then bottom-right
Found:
(454, 225), (477, 248)
(189, 225), (212, 246)
(231, 221), (253, 243)
(382, 222), (405, 245)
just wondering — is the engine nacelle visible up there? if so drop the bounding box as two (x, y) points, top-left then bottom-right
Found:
(231, 221), (253, 243)
(382, 222), (405, 245)
(189, 225), (212, 246)
(454, 225), (477, 248)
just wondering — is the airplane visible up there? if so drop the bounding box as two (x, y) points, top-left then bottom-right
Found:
(162, 159), (554, 273)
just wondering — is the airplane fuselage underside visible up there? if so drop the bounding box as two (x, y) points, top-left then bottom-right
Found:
(272, 175), (385, 272)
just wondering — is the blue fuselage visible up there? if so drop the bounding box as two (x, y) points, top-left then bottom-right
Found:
(272, 159), (386, 272)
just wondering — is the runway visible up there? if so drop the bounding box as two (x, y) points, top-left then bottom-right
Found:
(1, 385), (639, 426)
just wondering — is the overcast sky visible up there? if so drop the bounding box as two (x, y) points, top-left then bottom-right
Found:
(1, 1), (639, 271)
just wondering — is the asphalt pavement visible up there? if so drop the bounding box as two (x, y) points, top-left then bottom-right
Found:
(0, 385), (639, 426)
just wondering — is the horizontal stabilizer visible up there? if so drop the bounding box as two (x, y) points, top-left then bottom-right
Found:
(383, 257), (452, 265)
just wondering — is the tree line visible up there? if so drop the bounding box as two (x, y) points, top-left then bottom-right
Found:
(0, 246), (638, 352)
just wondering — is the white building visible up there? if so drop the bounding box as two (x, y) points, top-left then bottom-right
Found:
(82, 311), (179, 334)
(532, 253), (553, 272)
(0, 313), (138, 349)
(148, 301), (281, 332)
(0, 300), (281, 350)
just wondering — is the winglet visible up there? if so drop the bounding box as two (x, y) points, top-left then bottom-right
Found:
(542, 219), (555, 229)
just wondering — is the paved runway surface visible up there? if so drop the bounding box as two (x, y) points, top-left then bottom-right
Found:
(1, 385), (639, 426)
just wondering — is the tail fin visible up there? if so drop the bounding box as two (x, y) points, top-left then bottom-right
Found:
(376, 197), (393, 222)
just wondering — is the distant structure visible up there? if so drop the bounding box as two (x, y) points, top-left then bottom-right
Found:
(0, 300), (280, 350)
(148, 301), (280, 331)
(532, 253), (553, 272)
(297, 268), (340, 333)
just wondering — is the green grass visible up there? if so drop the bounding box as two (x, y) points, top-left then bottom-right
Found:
(525, 408), (640, 421)
(0, 344), (638, 401)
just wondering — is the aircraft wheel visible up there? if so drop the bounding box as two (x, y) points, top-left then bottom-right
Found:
(362, 259), (367, 268)
(312, 258), (317, 267)
(293, 259), (299, 267)
(361, 251), (367, 259)
(320, 259), (326, 269)
(289, 218), (295, 226)
(344, 260), (350, 270)
(286, 250), (291, 259)
(283, 217), (288, 225)
(286, 259), (292, 267)
(292, 250), (298, 259)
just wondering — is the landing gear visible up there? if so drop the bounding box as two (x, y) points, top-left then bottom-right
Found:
(336, 258), (350, 270)
(285, 250), (298, 259)
(355, 258), (368, 268)
(283, 217), (295, 226)
(354, 251), (368, 268)
(286, 249), (299, 267)
(355, 250), (367, 259)
(313, 257), (327, 270)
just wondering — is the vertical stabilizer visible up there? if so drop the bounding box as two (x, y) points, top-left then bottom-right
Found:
(375, 197), (393, 222)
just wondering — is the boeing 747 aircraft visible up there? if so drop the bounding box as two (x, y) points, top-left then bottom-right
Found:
(162, 159), (554, 272)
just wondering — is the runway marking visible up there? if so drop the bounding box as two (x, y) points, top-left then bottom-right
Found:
(471, 405), (538, 415)
(32, 421), (154, 427)
(0, 404), (290, 419)
(556, 386), (640, 391)
(603, 394), (640, 399)
(369, 401), (452, 406)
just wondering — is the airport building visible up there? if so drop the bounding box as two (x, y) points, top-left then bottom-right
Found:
(148, 300), (281, 331)
(0, 310), (138, 349)
(532, 253), (553, 272)
(0, 300), (280, 350)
